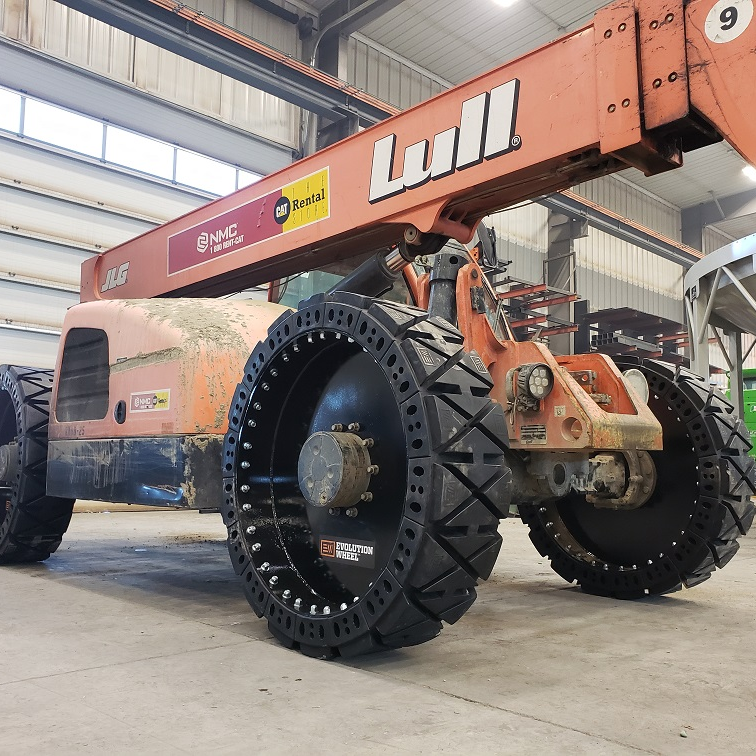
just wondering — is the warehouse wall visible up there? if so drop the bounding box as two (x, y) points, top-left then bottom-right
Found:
(347, 35), (446, 110)
(0, 135), (211, 367)
(0, 0), (300, 148)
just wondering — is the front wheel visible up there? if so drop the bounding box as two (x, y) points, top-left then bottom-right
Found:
(520, 359), (755, 598)
(223, 293), (512, 657)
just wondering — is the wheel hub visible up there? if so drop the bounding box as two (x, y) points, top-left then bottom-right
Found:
(297, 431), (372, 508)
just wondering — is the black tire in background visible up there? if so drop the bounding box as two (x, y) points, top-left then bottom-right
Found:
(520, 359), (756, 598)
(0, 366), (75, 563)
(223, 293), (512, 657)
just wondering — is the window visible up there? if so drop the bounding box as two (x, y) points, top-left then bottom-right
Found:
(0, 86), (267, 196)
(23, 99), (103, 158)
(0, 89), (21, 133)
(56, 329), (110, 422)
(175, 149), (237, 196)
(238, 170), (261, 189)
(105, 125), (174, 179)
(744, 378), (756, 391)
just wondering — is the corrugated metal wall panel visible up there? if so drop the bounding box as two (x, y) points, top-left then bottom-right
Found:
(0, 279), (79, 328)
(0, 184), (155, 249)
(0, 233), (91, 287)
(702, 226), (734, 255)
(0, 327), (61, 370)
(574, 175), (681, 240)
(1, 138), (208, 222)
(4, 0), (300, 148)
(347, 36), (446, 110)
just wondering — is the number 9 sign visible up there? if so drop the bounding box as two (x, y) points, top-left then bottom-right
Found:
(705, 0), (754, 43)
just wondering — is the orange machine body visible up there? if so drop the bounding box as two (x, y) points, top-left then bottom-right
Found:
(48, 0), (756, 504)
(78, 0), (756, 304)
(46, 299), (289, 507)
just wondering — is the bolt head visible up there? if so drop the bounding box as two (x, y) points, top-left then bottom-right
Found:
(340, 603), (348, 611)
(246, 525), (256, 535)
(241, 484), (250, 493)
(241, 461), (250, 469)
(294, 598), (302, 609)
(282, 589), (291, 599)
(252, 543), (261, 552)
(346, 507), (358, 518)
(331, 424), (343, 432)
(360, 492), (373, 502)
(248, 420), (256, 428)
(348, 422), (360, 432)
(242, 503), (252, 512)
(269, 575), (278, 585)
(243, 442), (252, 450)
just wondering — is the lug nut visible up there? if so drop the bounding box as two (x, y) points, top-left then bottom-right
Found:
(269, 576), (278, 585)
(348, 422), (361, 432)
(331, 424), (344, 432)
(362, 438), (374, 448)
(270, 369), (278, 377)
(340, 603), (348, 611)
(242, 503), (252, 512)
(248, 420), (256, 428)
(283, 354), (289, 362)
(346, 507), (358, 518)
(328, 507), (340, 516)
(252, 543), (261, 552)
(323, 606), (331, 615)
(360, 492), (373, 502)
(241, 461), (250, 469)
(260, 562), (270, 572)
(310, 604), (318, 614)
(246, 525), (256, 535)
(241, 484), (250, 493)
(253, 402), (261, 411)
(282, 589), (291, 599)
(243, 442), (252, 450)
(367, 465), (379, 475)
(294, 598), (302, 610)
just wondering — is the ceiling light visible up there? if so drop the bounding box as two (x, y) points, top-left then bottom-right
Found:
(492, 0), (519, 7)
(743, 165), (756, 182)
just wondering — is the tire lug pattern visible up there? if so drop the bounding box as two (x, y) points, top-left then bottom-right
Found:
(0, 365), (75, 563)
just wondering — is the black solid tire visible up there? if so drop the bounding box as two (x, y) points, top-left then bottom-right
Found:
(0, 366), (75, 563)
(520, 359), (756, 598)
(222, 293), (512, 656)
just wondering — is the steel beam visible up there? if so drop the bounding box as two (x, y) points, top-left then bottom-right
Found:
(319, 0), (406, 37)
(54, 0), (397, 126)
(539, 191), (702, 268)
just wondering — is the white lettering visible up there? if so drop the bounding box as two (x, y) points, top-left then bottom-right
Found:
(369, 79), (520, 204)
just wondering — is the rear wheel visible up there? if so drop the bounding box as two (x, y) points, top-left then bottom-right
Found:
(0, 366), (75, 563)
(223, 293), (511, 656)
(520, 359), (755, 597)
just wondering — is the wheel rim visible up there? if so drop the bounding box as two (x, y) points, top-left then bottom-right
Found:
(546, 389), (697, 568)
(230, 318), (416, 617)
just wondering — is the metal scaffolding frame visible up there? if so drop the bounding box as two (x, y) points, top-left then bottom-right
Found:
(684, 234), (756, 418)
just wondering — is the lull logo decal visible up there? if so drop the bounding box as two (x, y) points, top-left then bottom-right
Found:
(369, 79), (521, 203)
(319, 537), (375, 568)
(167, 168), (330, 275)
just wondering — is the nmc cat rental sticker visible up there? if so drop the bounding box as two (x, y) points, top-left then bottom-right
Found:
(167, 168), (330, 275)
(130, 389), (171, 412)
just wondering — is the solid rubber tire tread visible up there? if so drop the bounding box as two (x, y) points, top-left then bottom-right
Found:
(0, 365), (75, 563)
(224, 294), (512, 656)
(519, 359), (756, 598)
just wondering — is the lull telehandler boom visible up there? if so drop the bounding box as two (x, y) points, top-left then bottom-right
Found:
(1, 0), (755, 657)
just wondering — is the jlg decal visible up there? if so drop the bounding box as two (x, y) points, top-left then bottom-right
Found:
(101, 262), (130, 293)
(369, 79), (521, 204)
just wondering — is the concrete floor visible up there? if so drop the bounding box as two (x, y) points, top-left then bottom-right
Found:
(1, 511), (754, 755)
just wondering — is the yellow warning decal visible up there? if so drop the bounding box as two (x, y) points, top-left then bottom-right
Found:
(281, 168), (330, 233)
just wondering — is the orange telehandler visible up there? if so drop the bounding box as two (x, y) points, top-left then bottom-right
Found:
(2, 0), (755, 657)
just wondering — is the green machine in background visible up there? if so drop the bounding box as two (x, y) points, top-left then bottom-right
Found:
(732, 369), (756, 459)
